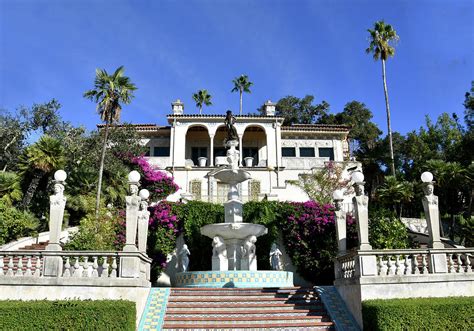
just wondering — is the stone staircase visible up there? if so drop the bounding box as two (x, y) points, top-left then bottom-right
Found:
(161, 287), (334, 330)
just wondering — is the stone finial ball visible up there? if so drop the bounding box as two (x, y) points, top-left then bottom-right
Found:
(128, 170), (141, 183)
(421, 171), (433, 183)
(139, 189), (150, 200)
(54, 170), (67, 181)
(332, 189), (344, 200)
(351, 171), (364, 184)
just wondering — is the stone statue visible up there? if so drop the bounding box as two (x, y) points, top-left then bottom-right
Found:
(178, 244), (190, 272)
(422, 182), (438, 206)
(241, 235), (257, 258)
(224, 110), (238, 142)
(354, 182), (365, 197)
(212, 236), (227, 258)
(269, 243), (283, 271)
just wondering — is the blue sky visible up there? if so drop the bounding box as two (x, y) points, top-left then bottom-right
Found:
(1, 0), (472, 135)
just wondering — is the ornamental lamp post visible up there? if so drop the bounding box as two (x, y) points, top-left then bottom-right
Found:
(351, 171), (372, 250)
(333, 189), (347, 254)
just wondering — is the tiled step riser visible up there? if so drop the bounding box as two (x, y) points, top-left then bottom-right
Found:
(163, 328), (333, 331)
(164, 317), (332, 324)
(166, 305), (325, 312)
(162, 322), (334, 329)
(169, 294), (316, 301)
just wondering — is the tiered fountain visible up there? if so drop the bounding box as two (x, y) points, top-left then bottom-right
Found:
(175, 111), (293, 288)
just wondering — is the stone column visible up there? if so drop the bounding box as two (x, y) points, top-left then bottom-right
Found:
(209, 134), (215, 167)
(238, 134), (243, 166)
(421, 172), (447, 273)
(137, 189), (150, 253)
(333, 190), (347, 255)
(121, 171), (141, 278)
(43, 170), (67, 277)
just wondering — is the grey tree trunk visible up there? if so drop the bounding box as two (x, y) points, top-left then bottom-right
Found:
(95, 122), (110, 215)
(239, 91), (243, 115)
(382, 59), (396, 177)
(21, 170), (43, 209)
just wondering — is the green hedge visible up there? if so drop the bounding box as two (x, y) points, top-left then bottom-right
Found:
(362, 297), (474, 330)
(0, 300), (135, 330)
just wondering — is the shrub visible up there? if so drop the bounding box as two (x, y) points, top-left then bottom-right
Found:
(0, 201), (39, 245)
(362, 297), (474, 330)
(0, 300), (135, 330)
(369, 208), (409, 249)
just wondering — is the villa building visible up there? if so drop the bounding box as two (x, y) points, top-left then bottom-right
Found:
(120, 99), (359, 204)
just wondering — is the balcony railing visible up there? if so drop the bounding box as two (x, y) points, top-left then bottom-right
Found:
(281, 157), (329, 169)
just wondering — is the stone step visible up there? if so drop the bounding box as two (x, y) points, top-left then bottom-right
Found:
(167, 301), (325, 308)
(162, 321), (334, 329)
(168, 295), (318, 302)
(165, 310), (327, 317)
(165, 315), (331, 322)
(162, 328), (332, 331)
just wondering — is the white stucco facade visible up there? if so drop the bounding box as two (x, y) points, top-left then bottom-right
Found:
(124, 100), (359, 205)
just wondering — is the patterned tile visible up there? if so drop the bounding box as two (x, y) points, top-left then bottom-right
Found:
(314, 286), (360, 331)
(138, 287), (170, 330)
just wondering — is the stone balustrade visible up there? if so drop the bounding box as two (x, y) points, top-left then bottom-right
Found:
(335, 248), (474, 280)
(0, 250), (151, 281)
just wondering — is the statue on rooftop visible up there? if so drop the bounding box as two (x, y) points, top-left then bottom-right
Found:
(224, 110), (238, 142)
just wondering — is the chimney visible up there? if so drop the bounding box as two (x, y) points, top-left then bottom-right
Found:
(171, 99), (184, 115)
(264, 100), (276, 116)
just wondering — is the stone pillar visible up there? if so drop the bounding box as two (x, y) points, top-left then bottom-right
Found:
(421, 172), (447, 273)
(137, 189), (150, 253)
(238, 135), (243, 166)
(209, 134), (215, 167)
(43, 170), (67, 277)
(333, 191), (347, 255)
(121, 171), (141, 278)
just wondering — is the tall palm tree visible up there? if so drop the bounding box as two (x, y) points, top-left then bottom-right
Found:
(192, 89), (213, 114)
(231, 75), (253, 115)
(83, 66), (137, 214)
(366, 21), (399, 177)
(19, 135), (65, 209)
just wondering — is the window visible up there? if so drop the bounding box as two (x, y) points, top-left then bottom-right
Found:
(299, 147), (315, 157)
(214, 148), (227, 157)
(319, 147), (334, 160)
(153, 146), (170, 157)
(282, 147), (296, 157)
(191, 147), (208, 166)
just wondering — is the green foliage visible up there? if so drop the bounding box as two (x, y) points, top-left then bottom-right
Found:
(0, 107), (31, 172)
(369, 209), (409, 249)
(288, 161), (352, 205)
(375, 176), (414, 216)
(366, 20), (399, 61)
(0, 201), (39, 245)
(458, 215), (474, 247)
(265, 95), (329, 126)
(0, 300), (135, 330)
(192, 89), (213, 114)
(65, 200), (122, 251)
(0, 172), (23, 206)
(362, 297), (474, 331)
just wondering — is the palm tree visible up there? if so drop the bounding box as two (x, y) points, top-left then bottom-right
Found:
(83, 66), (137, 214)
(376, 176), (413, 217)
(192, 89), (213, 114)
(19, 135), (65, 209)
(366, 21), (399, 177)
(231, 75), (253, 115)
(0, 172), (23, 206)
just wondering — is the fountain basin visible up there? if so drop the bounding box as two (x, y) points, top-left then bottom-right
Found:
(175, 270), (294, 288)
(201, 223), (268, 240)
(214, 168), (251, 185)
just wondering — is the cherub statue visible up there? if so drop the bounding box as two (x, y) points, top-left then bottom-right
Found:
(269, 243), (283, 271)
(178, 244), (190, 272)
(212, 236), (227, 258)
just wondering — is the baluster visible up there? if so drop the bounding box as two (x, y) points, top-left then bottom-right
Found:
(456, 253), (463, 273)
(413, 253), (420, 274)
(465, 254), (472, 273)
(421, 254), (428, 274)
(110, 257), (117, 278)
(24, 256), (32, 276)
(91, 256), (99, 277)
(395, 255), (401, 275)
(0, 255), (4, 276)
(101, 257), (109, 278)
(448, 254), (455, 273)
(33, 255), (41, 277)
(404, 255), (410, 275)
(380, 256), (388, 276)
(15, 255), (23, 276)
(73, 257), (81, 277)
(82, 256), (89, 277)
(6, 256), (14, 276)
(63, 257), (71, 277)
(377, 256), (383, 276)
(387, 256), (394, 275)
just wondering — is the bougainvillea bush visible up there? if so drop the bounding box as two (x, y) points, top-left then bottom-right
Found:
(131, 156), (179, 200)
(279, 201), (338, 284)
